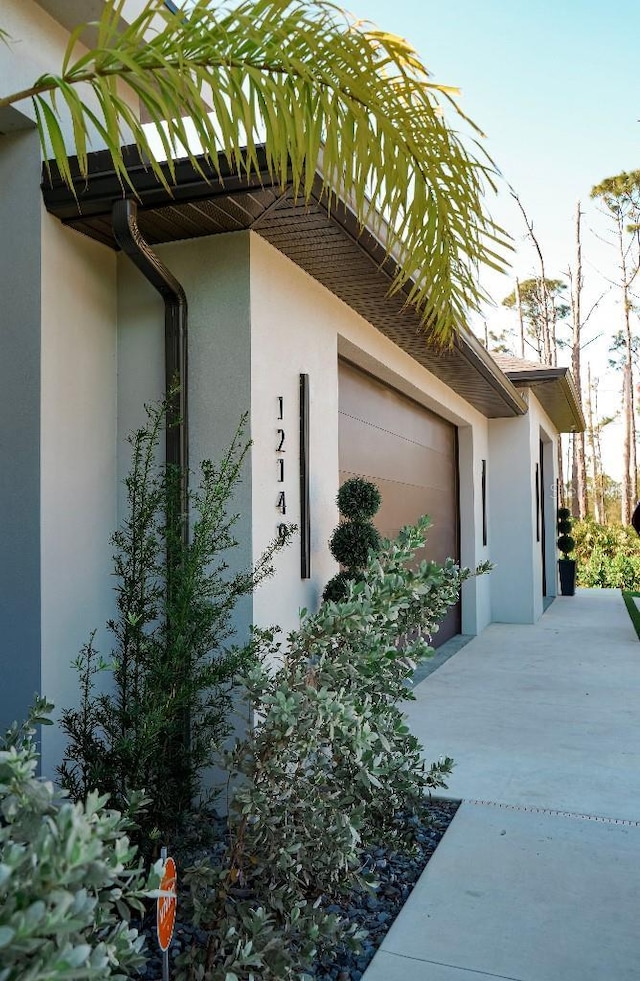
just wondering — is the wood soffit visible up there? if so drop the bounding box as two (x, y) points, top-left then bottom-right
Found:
(42, 147), (530, 421)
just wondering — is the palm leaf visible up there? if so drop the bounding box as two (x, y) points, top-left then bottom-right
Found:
(0, 0), (511, 343)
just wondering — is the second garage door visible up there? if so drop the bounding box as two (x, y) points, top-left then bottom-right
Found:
(338, 361), (460, 645)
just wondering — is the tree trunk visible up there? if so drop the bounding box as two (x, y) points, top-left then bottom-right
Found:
(622, 361), (633, 523)
(617, 213), (634, 523)
(570, 201), (588, 518)
(515, 278), (525, 359)
(586, 365), (603, 522)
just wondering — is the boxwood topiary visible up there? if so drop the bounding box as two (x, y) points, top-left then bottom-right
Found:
(323, 477), (382, 602)
(557, 507), (575, 559)
(329, 521), (381, 568)
(336, 478), (382, 521)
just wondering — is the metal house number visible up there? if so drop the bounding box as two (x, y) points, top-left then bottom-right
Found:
(276, 396), (287, 537)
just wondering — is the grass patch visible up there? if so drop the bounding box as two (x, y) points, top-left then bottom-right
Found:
(622, 591), (640, 641)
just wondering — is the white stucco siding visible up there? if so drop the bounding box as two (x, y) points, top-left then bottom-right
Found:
(527, 394), (560, 613)
(40, 213), (118, 775)
(248, 235), (340, 636)
(488, 391), (559, 624)
(248, 233), (492, 637)
(117, 232), (255, 645)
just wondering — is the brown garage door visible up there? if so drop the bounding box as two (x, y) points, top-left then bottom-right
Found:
(338, 360), (460, 645)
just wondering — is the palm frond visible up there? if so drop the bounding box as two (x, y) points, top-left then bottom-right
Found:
(0, 0), (511, 343)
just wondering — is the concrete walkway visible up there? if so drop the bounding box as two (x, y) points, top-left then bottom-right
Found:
(363, 588), (640, 981)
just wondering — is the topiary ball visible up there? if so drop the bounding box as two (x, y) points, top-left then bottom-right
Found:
(329, 521), (381, 568)
(557, 534), (575, 556)
(322, 571), (356, 603)
(336, 478), (381, 522)
(557, 518), (572, 535)
(557, 507), (571, 521)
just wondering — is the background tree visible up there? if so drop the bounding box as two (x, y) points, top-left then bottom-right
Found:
(566, 201), (606, 519)
(502, 276), (570, 364)
(584, 365), (618, 522)
(591, 170), (640, 523)
(481, 322), (515, 355)
(0, 0), (509, 345)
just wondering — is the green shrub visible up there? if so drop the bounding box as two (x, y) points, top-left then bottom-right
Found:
(59, 400), (292, 852)
(556, 508), (575, 559)
(336, 478), (382, 521)
(329, 520), (381, 568)
(179, 516), (491, 980)
(557, 534), (575, 557)
(573, 518), (640, 589)
(324, 477), (382, 602)
(0, 698), (159, 981)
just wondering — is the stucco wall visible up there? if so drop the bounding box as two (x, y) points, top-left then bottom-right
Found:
(248, 233), (493, 638)
(488, 391), (559, 624)
(39, 215), (118, 775)
(117, 232), (255, 646)
(0, 128), (43, 739)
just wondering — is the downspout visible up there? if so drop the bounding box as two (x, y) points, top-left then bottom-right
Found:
(112, 199), (188, 542)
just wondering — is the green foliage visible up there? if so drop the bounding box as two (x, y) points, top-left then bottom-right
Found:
(557, 534), (575, 557)
(557, 509), (575, 558)
(179, 517), (491, 980)
(336, 478), (382, 521)
(322, 570), (360, 603)
(573, 518), (640, 589)
(502, 277), (570, 359)
(0, 0), (510, 343)
(591, 170), (640, 220)
(0, 698), (160, 981)
(59, 400), (292, 851)
(329, 520), (381, 568)
(324, 477), (382, 601)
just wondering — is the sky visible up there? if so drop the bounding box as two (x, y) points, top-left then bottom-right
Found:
(346, 0), (640, 480)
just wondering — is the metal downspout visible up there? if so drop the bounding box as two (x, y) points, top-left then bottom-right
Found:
(112, 199), (188, 540)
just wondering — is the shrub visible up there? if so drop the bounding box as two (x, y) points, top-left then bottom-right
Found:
(556, 507), (575, 559)
(573, 517), (640, 589)
(179, 516), (491, 980)
(0, 698), (160, 981)
(336, 478), (381, 521)
(323, 477), (382, 602)
(59, 400), (292, 852)
(329, 520), (381, 568)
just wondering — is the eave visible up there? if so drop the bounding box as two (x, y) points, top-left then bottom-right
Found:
(42, 145), (527, 420)
(493, 358), (586, 433)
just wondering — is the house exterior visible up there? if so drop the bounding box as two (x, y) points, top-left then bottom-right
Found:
(0, 0), (584, 775)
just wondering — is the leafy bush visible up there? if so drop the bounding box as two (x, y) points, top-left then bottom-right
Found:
(0, 698), (160, 981)
(59, 400), (292, 851)
(573, 518), (640, 588)
(179, 516), (491, 980)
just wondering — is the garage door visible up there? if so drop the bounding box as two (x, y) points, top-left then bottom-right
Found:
(338, 361), (460, 645)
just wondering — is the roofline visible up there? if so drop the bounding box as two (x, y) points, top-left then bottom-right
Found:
(42, 143), (528, 419)
(454, 332), (528, 417)
(505, 366), (585, 432)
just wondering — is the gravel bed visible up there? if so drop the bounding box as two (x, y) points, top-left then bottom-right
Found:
(134, 798), (459, 980)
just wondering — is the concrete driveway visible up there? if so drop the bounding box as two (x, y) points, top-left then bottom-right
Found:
(363, 588), (640, 981)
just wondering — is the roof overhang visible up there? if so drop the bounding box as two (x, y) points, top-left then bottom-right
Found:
(496, 362), (586, 433)
(42, 145), (527, 420)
